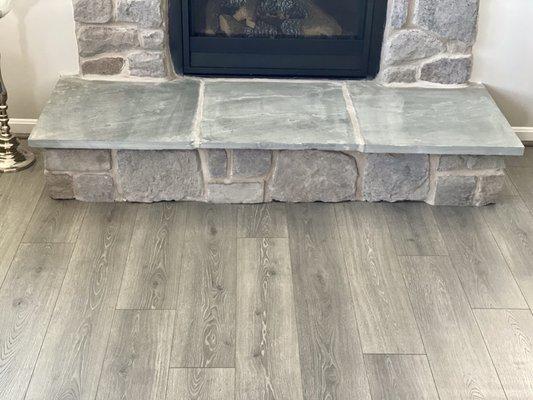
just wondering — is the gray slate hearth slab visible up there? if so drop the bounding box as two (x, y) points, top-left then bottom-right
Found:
(348, 82), (524, 156)
(29, 77), (200, 149)
(199, 80), (358, 150)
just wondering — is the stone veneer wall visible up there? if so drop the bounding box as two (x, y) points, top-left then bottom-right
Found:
(72, 0), (479, 84)
(44, 149), (505, 206)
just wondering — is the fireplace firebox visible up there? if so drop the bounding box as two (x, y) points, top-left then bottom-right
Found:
(170, 0), (387, 77)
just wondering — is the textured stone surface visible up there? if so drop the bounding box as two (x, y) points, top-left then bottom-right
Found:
(420, 56), (472, 84)
(414, 0), (479, 44)
(116, 0), (163, 28)
(45, 149), (111, 171)
(207, 183), (263, 203)
(233, 150), (272, 178)
(363, 154), (429, 202)
(380, 66), (418, 84)
(77, 26), (139, 57)
(128, 51), (166, 78)
(81, 57), (125, 75)
(140, 29), (165, 49)
(116, 150), (203, 202)
(382, 29), (444, 66)
(73, 0), (112, 23)
(206, 150), (228, 179)
(431, 175), (477, 205)
(45, 172), (74, 199)
(30, 78), (200, 150)
(390, 0), (409, 29)
(268, 151), (357, 202)
(474, 174), (505, 206)
(438, 155), (505, 171)
(74, 174), (115, 202)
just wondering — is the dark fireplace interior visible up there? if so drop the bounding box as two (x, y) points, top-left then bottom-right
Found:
(170, 0), (387, 78)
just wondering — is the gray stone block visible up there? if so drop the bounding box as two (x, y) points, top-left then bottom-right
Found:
(380, 66), (418, 84)
(207, 183), (263, 203)
(206, 150), (228, 179)
(431, 175), (476, 205)
(140, 29), (165, 49)
(382, 29), (444, 66)
(233, 150), (272, 178)
(45, 149), (111, 172)
(420, 56), (472, 84)
(128, 51), (166, 78)
(45, 172), (74, 199)
(414, 0), (479, 44)
(474, 174), (505, 206)
(363, 154), (429, 202)
(438, 155), (505, 171)
(267, 151), (357, 202)
(77, 25), (139, 57)
(116, 0), (163, 28)
(73, 0), (112, 23)
(390, 0), (409, 29)
(81, 57), (125, 75)
(116, 150), (203, 202)
(74, 174), (115, 202)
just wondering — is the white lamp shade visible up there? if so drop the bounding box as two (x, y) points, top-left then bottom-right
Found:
(0, 0), (13, 18)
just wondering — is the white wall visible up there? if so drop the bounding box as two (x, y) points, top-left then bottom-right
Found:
(471, 0), (533, 127)
(0, 0), (79, 121)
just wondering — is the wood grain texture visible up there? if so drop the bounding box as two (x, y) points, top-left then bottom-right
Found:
(171, 204), (237, 368)
(166, 368), (235, 400)
(474, 309), (533, 399)
(0, 161), (44, 285)
(237, 203), (288, 238)
(22, 192), (87, 244)
(117, 203), (187, 310)
(0, 243), (73, 400)
(400, 256), (506, 400)
(287, 203), (371, 400)
(95, 310), (175, 400)
(480, 196), (533, 309)
(364, 355), (439, 400)
(432, 206), (527, 309)
(335, 203), (424, 354)
(381, 202), (447, 256)
(507, 167), (533, 212)
(25, 203), (137, 400)
(236, 238), (303, 400)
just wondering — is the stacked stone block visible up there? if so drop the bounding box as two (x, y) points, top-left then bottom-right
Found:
(380, 0), (479, 84)
(43, 149), (506, 206)
(73, 0), (168, 78)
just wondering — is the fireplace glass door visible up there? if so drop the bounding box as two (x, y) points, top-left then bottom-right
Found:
(175, 0), (387, 77)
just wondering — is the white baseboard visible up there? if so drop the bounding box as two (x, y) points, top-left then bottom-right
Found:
(514, 127), (533, 142)
(9, 118), (37, 137)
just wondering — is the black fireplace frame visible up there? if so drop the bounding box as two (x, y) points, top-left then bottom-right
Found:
(169, 0), (388, 78)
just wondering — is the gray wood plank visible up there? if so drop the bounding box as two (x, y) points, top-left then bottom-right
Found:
(0, 243), (73, 400)
(287, 203), (371, 400)
(25, 203), (137, 400)
(166, 368), (235, 400)
(474, 309), (533, 399)
(364, 355), (439, 400)
(22, 192), (87, 244)
(432, 206), (527, 309)
(381, 202), (448, 256)
(117, 203), (187, 310)
(95, 310), (175, 400)
(507, 167), (533, 212)
(237, 203), (288, 238)
(480, 196), (533, 309)
(236, 238), (303, 400)
(171, 204), (237, 368)
(400, 256), (506, 400)
(0, 160), (44, 286)
(335, 203), (424, 354)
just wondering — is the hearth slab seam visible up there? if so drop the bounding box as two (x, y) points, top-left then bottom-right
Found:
(192, 79), (205, 148)
(342, 82), (365, 150)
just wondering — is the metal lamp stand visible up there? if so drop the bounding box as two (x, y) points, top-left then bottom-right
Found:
(0, 53), (35, 173)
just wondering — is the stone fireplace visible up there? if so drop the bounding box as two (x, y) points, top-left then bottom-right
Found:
(74, 0), (477, 83)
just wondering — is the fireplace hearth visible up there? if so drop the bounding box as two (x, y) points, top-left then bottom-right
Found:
(170, 0), (387, 77)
